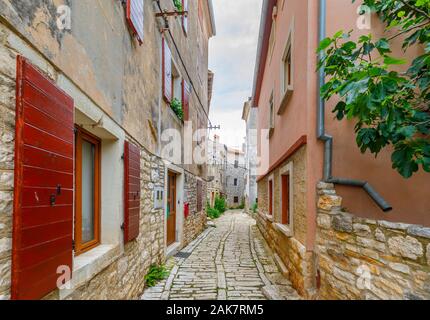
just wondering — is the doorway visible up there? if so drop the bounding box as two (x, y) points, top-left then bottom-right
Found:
(167, 171), (177, 246)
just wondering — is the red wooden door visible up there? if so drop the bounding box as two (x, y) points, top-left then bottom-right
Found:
(124, 141), (141, 243)
(167, 172), (177, 246)
(281, 174), (290, 225)
(12, 56), (74, 300)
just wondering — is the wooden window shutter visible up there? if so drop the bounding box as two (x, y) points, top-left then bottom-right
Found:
(196, 180), (203, 212)
(12, 56), (74, 300)
(182, 79), (191, 121)
(162, 38), (173, 103)
(182, 0), (188, 34)
(126, 0), (144, 45)
(124, 141), (141, 243)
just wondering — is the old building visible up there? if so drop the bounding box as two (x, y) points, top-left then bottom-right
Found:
(225, 146), (246, 208)
(252, 0), (430, 299)
(242, 97), (258, 212)
(207, 135), (227, 207)
(0, 0), (215, 300)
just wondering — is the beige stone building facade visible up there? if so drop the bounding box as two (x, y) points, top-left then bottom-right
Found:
(0, 0), (215, 300)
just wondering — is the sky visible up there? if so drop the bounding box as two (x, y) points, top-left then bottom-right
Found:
(208, 0), (263, 149)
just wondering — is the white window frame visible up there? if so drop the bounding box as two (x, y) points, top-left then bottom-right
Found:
(278, 19), (294, 115)
(267, 173), (275, 221)
(268, 91), (275, 138)
(273, 161), (294, 238)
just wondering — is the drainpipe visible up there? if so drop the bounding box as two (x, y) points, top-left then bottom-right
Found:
(317, 0), (392, 212)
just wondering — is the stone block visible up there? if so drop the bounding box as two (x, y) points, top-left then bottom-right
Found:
(332, 214), (353, 233)
(427, 244), (430, 266)
(374, 228), (386, 242)
(318, 195), (342, 211)
(388, 236), (423, 260)
(0, 171), (13, 190)
(407, 226), (430, 240)
(388, 262), (410, 275)
(353, 223), (371, 237)
(317, 214), (331, 229)
(378, 220), (410, 231)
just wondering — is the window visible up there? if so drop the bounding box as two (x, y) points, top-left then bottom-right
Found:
(75, 126), (101, 255)
(277, 161), (294, 236)
(126, 0), (144, 45)
(234, 160), (239, 168)
(234, 197), (239, 204)
(234, 178), (238, 186)
(268, 178), (274, 216)
(281, 174), (290, 225)
(269, 92), (275, 136)
(279, 22), (294, 114)
(268, 22), (276, 60)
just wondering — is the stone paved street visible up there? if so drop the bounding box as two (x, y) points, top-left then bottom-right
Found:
(142, 210), (300, 300)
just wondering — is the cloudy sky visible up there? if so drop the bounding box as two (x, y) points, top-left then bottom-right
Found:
(208, 0), (263, 149)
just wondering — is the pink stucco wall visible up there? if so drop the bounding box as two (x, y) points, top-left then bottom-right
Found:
(257, 0), (430, 253)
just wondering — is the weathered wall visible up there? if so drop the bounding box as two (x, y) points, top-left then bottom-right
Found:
(255, 146), (314, 297)
(225, 163), (246, 208)
(183, 172), (207, 246)
(316, 182), (430, 300)
(0, 0), (213, 300)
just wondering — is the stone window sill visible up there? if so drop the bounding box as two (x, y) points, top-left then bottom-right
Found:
(277, 87), (294, 115)
(273, 222), (293, 238)
(259, 211), (274, 222)
(59, 244), (120, 300)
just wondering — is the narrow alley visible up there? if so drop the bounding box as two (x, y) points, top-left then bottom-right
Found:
(142, 211), (300, 300)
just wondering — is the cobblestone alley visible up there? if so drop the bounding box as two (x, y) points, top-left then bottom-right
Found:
(142, 211), (301, 300)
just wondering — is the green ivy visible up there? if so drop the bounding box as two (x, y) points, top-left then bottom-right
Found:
(170, 98), (184, 121)
(318, 0), (430, 178)
(173, 0), (183, 12)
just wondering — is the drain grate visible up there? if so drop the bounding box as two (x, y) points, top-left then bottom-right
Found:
(174, 251), (192, 259)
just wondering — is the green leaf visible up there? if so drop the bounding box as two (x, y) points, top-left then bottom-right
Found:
(318, 37), (332, 52)
(384, 56), (406, 65)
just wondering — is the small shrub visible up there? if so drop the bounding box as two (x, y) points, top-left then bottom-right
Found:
(207, 207), (221, 219)
(214, 196), (227, 213)
(252, 202), (258, 213)
(170, 98), (184, 121)
(145, 264), (169, 287)
(173, 0), (183, 12)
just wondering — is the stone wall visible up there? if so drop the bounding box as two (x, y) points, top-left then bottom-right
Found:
(316, 182), (430, 300)
(255, 146), (314, 297)
(183, 172), (207, 246)
(47, 152), (165, 300)
(0, 18), (165, 300)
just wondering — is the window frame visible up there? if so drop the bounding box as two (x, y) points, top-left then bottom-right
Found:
(267, 174), (274, 218)
(74, 126), (102, 256)
(234, 178), (238, 186)
(269, 91), (275, 137)
(278, 20), (295, 115)
(278, 161), (294, 233)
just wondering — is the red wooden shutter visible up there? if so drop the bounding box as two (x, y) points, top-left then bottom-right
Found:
(182, 79), (190, 121)
(162, 38), (173, 103)
(12, 56), (74, 300)
(124, 141), (141, 243)
(182, 0), (188, 34)
(126, 0), (144, 45)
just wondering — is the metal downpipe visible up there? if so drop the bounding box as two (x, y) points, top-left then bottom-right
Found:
(317, 0), (392, 212)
